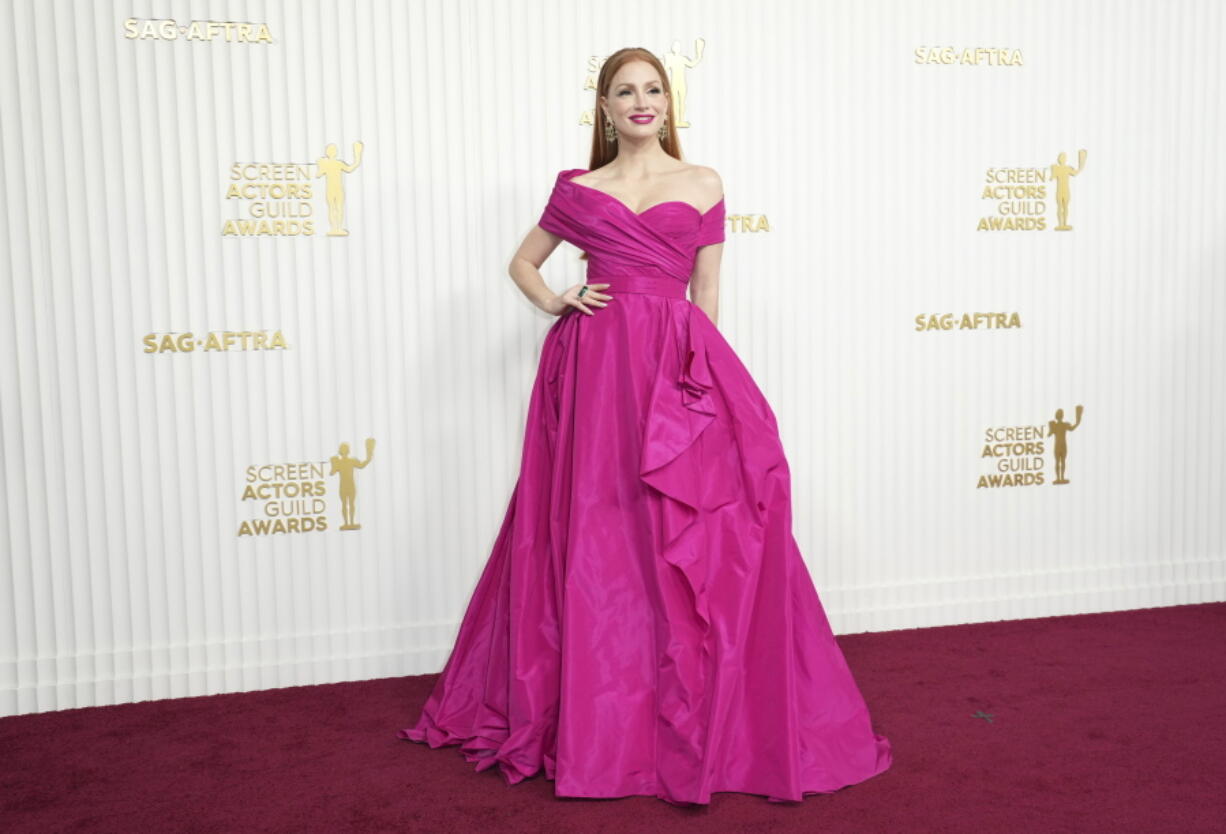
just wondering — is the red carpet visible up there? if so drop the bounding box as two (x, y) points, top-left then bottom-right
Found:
(2, 602), (1223, 832)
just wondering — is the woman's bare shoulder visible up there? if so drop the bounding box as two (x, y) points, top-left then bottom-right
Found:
(684, 163), (724, 203)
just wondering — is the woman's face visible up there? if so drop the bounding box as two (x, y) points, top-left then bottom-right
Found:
(601, 60), (668, 139)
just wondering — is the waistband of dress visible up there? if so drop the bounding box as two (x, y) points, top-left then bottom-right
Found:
(588, 274), (688, 300)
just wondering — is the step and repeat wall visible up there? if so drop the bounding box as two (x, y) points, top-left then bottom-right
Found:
(1, 0), (1222, 715)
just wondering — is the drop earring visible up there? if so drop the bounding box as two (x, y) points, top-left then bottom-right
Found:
(604, 113), (617, 143)
(657, 114), (668, 141)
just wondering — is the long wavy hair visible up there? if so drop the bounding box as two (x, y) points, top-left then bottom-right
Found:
(578, 48), (685, 261)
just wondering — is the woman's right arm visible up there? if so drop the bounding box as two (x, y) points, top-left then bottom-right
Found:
(508, 227), (609, 317)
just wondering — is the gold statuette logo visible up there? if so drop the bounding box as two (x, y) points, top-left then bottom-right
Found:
(978, 406), (1085, 489)
(223, 141), (364, 237)
(238, 438), (377, 536)
(978, 150), (1088, 232)
(661, 39), (706, 128)
(1050, 151), (1087, 231)
(1048, 405), (1084, 484)
(330, 439), (376, 531)
(317, 142), (365, 237)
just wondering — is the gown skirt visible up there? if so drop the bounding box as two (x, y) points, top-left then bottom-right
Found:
(398, 168), (892, 805)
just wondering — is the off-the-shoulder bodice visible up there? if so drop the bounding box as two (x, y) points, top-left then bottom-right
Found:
(538, 168), (725, 283)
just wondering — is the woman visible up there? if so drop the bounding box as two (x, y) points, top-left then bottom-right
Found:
(399, 47), (892, 806)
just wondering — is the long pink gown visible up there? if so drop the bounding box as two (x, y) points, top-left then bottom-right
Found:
(399, 168), (892, 805)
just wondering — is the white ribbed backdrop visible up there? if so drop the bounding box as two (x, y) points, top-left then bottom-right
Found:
(1, 0), (1223, 716)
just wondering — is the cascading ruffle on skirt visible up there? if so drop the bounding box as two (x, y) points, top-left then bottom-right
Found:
(399, 298), (891, 805)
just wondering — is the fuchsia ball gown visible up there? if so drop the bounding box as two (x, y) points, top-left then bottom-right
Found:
(399, 168), (892, 805)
